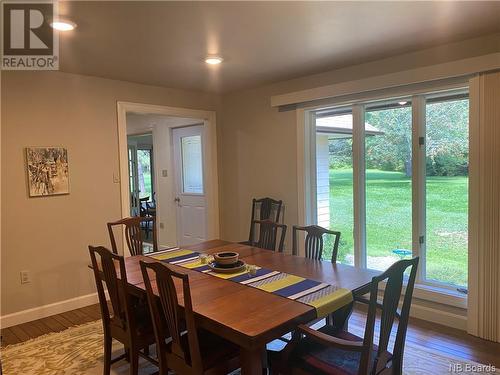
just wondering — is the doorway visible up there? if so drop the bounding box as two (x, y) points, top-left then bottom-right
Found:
(117, 102), (220, 254)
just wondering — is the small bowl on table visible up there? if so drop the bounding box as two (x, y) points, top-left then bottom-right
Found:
(213, 252), (239, 266)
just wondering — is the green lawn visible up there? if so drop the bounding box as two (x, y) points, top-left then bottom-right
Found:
(327, 169), (468, 286)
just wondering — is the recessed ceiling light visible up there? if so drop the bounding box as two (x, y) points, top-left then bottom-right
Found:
(205, 56), (223, 65)
(398, 101), (408, 106)
(50, 20), (77, 31)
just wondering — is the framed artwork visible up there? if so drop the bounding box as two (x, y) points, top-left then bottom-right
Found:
(26, 147), (69, 197)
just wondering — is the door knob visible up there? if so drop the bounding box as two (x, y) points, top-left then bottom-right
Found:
(174, 197), (180, 203)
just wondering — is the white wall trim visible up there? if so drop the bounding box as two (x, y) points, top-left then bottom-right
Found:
(352, 104), (366, 268)
(410, 303), (467, 331)
(467, 75), (480, 336)
(412, 96), (427, 281)
(296, 109), (316, 229)
(356, 296), (467, 330)
(271, 53), (500, 107)
(0, 293), (100, 328)
(116, 102), (220, 255)
(296, 108), (307, 232)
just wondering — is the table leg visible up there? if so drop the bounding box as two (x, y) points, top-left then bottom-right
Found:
(241, 346), (264, 375)
(330, 301), (354, 330)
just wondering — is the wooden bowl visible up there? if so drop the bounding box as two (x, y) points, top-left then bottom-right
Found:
(213, 251), (239, 265)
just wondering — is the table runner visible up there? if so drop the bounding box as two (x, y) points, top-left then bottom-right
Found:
(149, 248), (352, 318)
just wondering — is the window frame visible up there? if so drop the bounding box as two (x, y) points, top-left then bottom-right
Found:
(300, 82), (470, 307)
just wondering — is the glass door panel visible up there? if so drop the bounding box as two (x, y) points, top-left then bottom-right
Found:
(425, 96), (469, 287)
(137, 149), (153, 199)
(365, 101), (413, 271)
(128, 145), (139, 216)
(315, 111), (354, 264)
(181, 135), (204, 194)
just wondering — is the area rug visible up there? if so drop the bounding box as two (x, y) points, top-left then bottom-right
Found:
(1, 321), (498, 375)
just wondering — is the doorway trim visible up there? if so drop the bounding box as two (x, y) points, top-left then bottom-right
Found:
(116, 102), (220, 253)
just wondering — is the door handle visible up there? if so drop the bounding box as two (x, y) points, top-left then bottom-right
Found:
(174, 197), (180, 203)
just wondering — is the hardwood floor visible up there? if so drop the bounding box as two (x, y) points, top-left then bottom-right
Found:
(1, 304), (499, 369)
(1, 304), (101, 347)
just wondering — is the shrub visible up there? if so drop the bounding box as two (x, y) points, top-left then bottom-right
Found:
(427, 154), (468, 176)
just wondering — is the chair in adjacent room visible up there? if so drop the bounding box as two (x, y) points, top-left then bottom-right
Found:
(251, 219), (287, 252)
(272, 257), (419, 375)
(292, 225), (341, 263)
(88, 246), (157, 375)
(107, 216), (157, 255)
(243, 197), (283, 245)
(139, 260), (241, 375)
(139, 197), (153, 238)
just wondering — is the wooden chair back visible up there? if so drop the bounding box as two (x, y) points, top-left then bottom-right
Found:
(251, 219), (287, 252)
(359, 257), (419, 374)
(140, 260), (203, 374)
(292, 225), (341, 262)
(248, 197), (283, 243)
(88, 246), (132, 329)
(107, 216), (157, 255)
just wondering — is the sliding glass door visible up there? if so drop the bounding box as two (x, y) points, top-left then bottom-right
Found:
(313, 89), (469, 289)
(364, 101), (413, 271)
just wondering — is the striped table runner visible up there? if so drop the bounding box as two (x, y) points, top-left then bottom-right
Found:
(149, 248), (353, 318)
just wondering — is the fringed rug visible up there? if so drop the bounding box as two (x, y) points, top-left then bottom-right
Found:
(1, 321), (497, 375)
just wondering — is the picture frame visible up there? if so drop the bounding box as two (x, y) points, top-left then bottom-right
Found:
(25, 147), (70, 197)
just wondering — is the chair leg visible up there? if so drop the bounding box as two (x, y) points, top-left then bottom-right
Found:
(124, 346), (130, 362)
(129, 347), (139, 375)
(103, 334), (112, 375)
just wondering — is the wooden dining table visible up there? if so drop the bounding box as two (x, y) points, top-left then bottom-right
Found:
(119, 239), (380, 374)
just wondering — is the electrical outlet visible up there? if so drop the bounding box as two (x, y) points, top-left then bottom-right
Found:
(113, 173), (120, 183)
(162, 169), (168, 177)
(159, 222), (165, 229)
(20, 270), (30, 284)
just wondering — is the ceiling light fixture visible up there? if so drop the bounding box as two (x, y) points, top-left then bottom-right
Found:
(205, 56), (223, 65)
(50, 20), (77, 31)
(398, 101), (408, 106)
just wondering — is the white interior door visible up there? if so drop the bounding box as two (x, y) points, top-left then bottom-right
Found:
(172, 125), (207, 246)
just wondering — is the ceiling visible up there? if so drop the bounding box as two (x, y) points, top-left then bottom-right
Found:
(58, 1), (500, 93)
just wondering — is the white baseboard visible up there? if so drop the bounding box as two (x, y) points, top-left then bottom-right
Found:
(0, 293), (100, 329)
(410, 303), (467, 331)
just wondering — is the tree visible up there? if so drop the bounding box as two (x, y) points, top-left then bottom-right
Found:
(328, 99), (469, 177)
(365, 107), (412, 176)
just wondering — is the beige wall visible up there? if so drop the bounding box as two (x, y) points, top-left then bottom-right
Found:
(218, 33), (500, 246)
(1, 71), (219, 315)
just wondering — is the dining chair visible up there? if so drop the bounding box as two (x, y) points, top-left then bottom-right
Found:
(88, 246), (157, 375)
(107, 216), (157, 255)
(292, 225), (341, 262)
(143, 200), (156, 239)
(272, 257), (419, 375)
(245, 197), (283, 244)
(138, 197), (153, 238)
(139, 260), (241, 375)
(251, 219), (287, 252)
